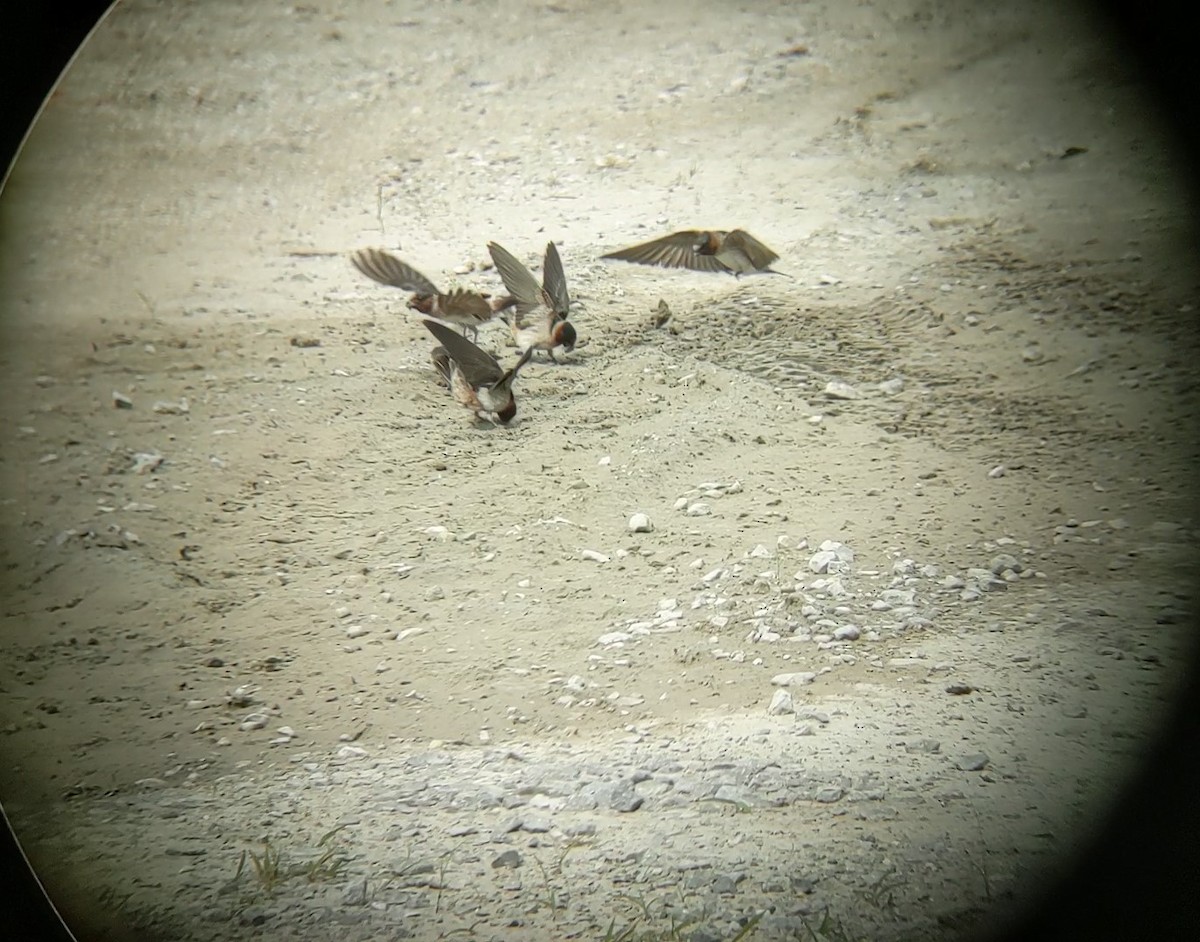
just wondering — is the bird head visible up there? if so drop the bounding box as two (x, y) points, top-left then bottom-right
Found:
(555, 320), (578, 354)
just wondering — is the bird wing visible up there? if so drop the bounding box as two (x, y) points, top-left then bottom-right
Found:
(422, 319), (504, 386)
(351, 248), (440, 295)
(487, 242), (547, 319)
(726, 230), (780, 268)
(439, 289), (495, 320)
(542, 241), (571, 317)
(600, 231), (728, 272)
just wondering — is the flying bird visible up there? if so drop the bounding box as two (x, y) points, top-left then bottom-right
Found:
(486, 241), (577, 363)
(600, 229), (789, 277)
(423, 318), (534, 425)
(351, 247), (514, 341)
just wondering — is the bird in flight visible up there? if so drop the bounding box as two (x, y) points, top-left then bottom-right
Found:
(487, 240), (577, 363)
(601, 229), (789, 277)
(351, 247), (514, 341)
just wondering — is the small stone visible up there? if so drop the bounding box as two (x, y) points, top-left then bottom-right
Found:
(945, 682), (974, 695)
(904, 739), (941, 754)
(833, 625), (860, 641)
(581, 549), (610, 563)
(686, 502), (712, 516)
(239, 713), (269, 731)
(203, 657), (225, 668)
(771, 672), (816, 687)
(989, 554), (1023, 574)
(808, 541), (853, 574)
(423, 525), (452, 541)
(112, 391), (134, 409)
(767, 689), (794, 715)
(814, 785), (844, 803)
(628, 512), (653, 533)
(987, 465), (1007, 478)
(609, 780), (643, 812)
(823, 380), (860, 400)
(492, 850), (522, 869)
(152, 397), (189, 415)
(955, 754), (990, 772)
(130, 452), (164, 475)
(341, 879), (369, 906)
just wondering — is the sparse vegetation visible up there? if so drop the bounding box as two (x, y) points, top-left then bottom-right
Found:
(231, 824), (352, 899)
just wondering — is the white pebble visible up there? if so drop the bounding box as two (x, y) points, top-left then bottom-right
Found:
(823, 380), (860, 400)
(628, 512), (653, 533)
(581, 549), (610, 563)
(240, 713), (269, 731)
(152, 397), (189, 415)
(771, 671), (816, 687)
(767, 689), (795, 715)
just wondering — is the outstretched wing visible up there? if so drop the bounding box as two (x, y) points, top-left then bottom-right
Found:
(726, 230), (780, 269)
(599, 230), (728, 273)
(351, 248), (440, 295)
(487, 242), (546, 319)
(422, 319), (503, 386)
(542, 241), (571, 317)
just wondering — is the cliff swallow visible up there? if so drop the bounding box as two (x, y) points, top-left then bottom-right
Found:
(600, 229), (789, 277)
(351, 247), (514, 341)
(422, 318), (534, 425)
(486, 241), (577, 363)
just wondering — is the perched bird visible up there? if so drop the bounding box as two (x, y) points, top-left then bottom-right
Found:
(423, 318), (534, 425)
(351, 247), (514, 341)
(486, 241), (577, 363)
(600, 229), (789, 277)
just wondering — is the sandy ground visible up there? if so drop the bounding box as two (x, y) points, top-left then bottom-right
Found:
(1, 1), (1197, 940)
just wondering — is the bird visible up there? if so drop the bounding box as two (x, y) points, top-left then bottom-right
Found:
(422, 318), (534, 425)
(486, 241), (577, 363)
(600, 229), (789, 277)
(350, 247), (514, 341)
